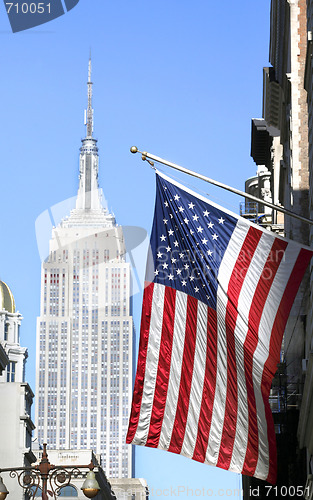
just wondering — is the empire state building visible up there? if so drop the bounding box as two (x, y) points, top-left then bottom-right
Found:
(35, 60), (134, 478)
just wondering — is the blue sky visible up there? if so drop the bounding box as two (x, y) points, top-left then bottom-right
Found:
(0, 1), (271, 497)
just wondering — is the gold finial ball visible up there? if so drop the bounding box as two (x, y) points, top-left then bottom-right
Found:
(130, 146), (138, 153)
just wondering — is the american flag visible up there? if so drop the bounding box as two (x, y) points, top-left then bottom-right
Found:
(126, 171), (313, 483)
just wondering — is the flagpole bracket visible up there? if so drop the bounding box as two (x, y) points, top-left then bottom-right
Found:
(130, 146), (313, 227)
(131, 147), (155, 168)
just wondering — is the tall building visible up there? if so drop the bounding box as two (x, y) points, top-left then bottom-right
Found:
(0, 280), (36, 499)
(35, 59), (134, 479)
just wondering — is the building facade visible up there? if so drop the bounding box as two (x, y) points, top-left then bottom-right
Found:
(298, 0), (313, 495)
(242, 0), (311, 495)
(266, 1), (310, 491)
(0, 281), (36, 499)
(35, 60), (134, 479)
(109, 478), (148, 500)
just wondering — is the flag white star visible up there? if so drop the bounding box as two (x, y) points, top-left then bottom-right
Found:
(168, 274), (174, 280)
(190, 276), (195, 282)
(157, 252), (163, 258)
(182, 280), (187, 286)
(202, 238), (208, 244)
(184, 264), (189, 269)
(193, 214), (199, 221)
(160, 235), (166, 241)
(171, 258), (177, 263)
(169, 214), (174, 218)
(154, 269), (159, 275)
(166, 246), (171, 252)
(163, 218), (168, 225)
(188, 202), (195, 209)
(168, 229), (174, 236)
(184, 218), (189, 225)
(176, 269), (182, 275)
(203, 210), (210, 217)
(179, 253), (185, 258)
(197, 226), (203, 233)
(178, 206), (184, 212)
(212, 233), (218, 240)
(218, 217), (225, 224)
(207, 250), (213, 256)
(164, 201), (169, 207)
(174, 194), (180, 200)
(194, 286), (199, 292)
(174, 241), (179, 247)
(190, 229), (194, 235)
(163, 263), (168, 269)
(207, 222), (214, 229)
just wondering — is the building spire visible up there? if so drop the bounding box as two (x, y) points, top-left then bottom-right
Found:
(84, 54), (94, 138)
(75, 56), (103, 213)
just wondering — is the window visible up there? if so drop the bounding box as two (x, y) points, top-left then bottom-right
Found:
(59, 485), (78, 497)
(4, 323), (9, 341)
(7, 361), (16, 382)
(27, 486), (42, 497)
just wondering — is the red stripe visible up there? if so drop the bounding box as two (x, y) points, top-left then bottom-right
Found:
(192, 307), (218, 463)
(126, 281), (154, 444)
(168, 295), (198, 454)
(217, 227), (262, 469)
(146, 286), (176, 447)
(263, 248), (313, 484)
(241, 238), (287, 477)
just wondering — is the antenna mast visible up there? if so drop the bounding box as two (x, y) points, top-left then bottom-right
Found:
(85, 56), (94, 137)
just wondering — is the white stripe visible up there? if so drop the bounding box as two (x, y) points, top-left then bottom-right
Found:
(158, 290), (188, 450)
(132, 284), (165, 445)
(254, 242), (301, 479)
(180, 301), (208, 458)
(229, 232), (273, 473)
(205, 220), (250, 466)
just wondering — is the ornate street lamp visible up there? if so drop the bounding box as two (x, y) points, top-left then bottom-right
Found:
(0, 443), (100, 499)
(0, 475), (9, 500)
(81, 471), (101, 498)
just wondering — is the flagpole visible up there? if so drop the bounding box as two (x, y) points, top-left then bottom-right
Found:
(130, 146), (313, 227)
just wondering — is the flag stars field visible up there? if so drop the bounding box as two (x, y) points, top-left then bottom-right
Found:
(147, 174), (237, 308)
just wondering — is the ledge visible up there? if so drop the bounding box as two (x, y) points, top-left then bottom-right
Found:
(298, 352), (313, 451)
(0, 343), (9, 374)
(20, 413), (36, 431)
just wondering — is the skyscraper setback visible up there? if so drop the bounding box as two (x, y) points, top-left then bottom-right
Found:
(35, 59), (134, 478)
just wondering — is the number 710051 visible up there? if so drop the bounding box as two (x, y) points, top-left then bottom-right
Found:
(6, 3), (51, 14)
